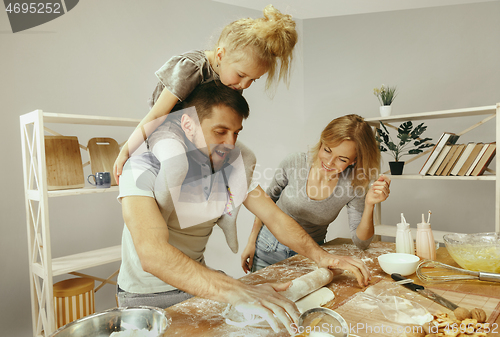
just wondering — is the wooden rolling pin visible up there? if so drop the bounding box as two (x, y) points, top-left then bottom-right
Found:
(281, 268), (334, 302)
(222, 268), (335, 327)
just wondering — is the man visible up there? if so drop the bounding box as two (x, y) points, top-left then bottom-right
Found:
(117, 81), (370, 333)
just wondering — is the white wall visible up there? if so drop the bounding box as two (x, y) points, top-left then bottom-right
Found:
(1, 1), (499, 336)
(302, 2), (500, 239)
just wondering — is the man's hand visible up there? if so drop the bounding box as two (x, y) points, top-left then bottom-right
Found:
(228, 282), (300, 334)
(317, 254), (371, 288)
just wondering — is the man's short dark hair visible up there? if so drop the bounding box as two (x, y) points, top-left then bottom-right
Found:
(178, 81), (249, 123)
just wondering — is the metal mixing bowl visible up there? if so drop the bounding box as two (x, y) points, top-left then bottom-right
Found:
(443, 232), (500, 273)
(297, 307), (348, 337)
(48, 306), (171, 337)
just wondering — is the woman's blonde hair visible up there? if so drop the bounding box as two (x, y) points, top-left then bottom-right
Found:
(310, 114), (380, 188)
(216, 5), (297, 90)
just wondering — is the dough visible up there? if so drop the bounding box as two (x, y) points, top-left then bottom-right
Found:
(281, 268), (334, 302)
(223, 287), (336, 327)
(295, 287), (335, 313)
(223, 269), (335, 327)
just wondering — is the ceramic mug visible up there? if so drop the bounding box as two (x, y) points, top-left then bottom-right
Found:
(88, 172), (111, 188)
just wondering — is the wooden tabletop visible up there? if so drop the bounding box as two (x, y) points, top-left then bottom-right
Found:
(165, 238), (500, 336)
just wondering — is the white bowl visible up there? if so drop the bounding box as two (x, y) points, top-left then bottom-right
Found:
(377, 253), (420, 276)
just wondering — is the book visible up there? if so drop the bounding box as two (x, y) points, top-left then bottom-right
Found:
(419, 132), (459, 175)
(435, 145), (458, 176)
(442, 144), (466, 176)
(471, 143), (496, 176)
(465, 143), (489, 176)
(450, 143), (476, 176)
(428, 145), (452, 176)
(457, 143), (484, 176)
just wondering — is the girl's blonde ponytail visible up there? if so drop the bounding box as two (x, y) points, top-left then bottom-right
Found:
(217, 5), (298, 90)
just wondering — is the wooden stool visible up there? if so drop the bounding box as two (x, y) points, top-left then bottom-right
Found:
(53, 278), (95, 329)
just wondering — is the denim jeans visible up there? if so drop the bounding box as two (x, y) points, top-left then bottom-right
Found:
(251, 225), (299, 272)
(117, 286), (194, 308)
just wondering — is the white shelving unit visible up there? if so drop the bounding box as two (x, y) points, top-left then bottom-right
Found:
(365, 103), (500, 242)
(20, 110), (139, 337)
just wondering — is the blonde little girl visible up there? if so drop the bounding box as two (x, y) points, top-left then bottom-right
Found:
(113, 5), (298, 183)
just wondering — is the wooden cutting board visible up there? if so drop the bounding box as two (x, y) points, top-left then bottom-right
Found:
(45, 136), (84, 190)
(87, 137), (120, 186)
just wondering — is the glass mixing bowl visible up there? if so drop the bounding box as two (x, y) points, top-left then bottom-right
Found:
(443, 232), (500, 273)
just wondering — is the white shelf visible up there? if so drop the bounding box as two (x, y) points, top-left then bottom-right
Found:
(42, 112), (140, 126)
(365, 105), (496, 125)
(51, 245), (121, 276)
(384, 174), (496, 181)
(27, 186), (120, 199)
(50, 186), (119, 197)
(369, 103), (500, 241)
(20, 110), (128, 337)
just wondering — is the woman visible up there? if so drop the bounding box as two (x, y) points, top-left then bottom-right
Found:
(241, 114), (391, 272)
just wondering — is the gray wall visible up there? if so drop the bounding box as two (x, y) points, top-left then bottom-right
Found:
(302, 2), (500, 239)
(1, 1), (499, 335)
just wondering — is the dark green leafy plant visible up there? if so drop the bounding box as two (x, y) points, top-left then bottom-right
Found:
(376, 121), (434, 162)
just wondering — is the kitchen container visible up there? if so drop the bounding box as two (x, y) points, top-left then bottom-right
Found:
(377, 253), (420, 276)
(48, 306), (171, 337)
(53, 278), (95, 329)
(396, 217), (414, 255)
(416, 221), (436, 260)
(443, 232), (500, 273)
(296, 307), (348, 337)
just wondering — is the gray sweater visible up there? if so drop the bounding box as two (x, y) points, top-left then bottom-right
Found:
(265, 152), (373, 250)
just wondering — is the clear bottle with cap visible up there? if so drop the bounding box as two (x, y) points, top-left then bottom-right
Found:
(416, 211), (436, 260)
(396, 213), (414, 255)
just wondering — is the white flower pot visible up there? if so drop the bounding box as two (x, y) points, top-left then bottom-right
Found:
(380, 105), (392, 117)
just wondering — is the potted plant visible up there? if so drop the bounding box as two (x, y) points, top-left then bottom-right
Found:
(374, 84), (397, 117)
(375, 121), (434, 175)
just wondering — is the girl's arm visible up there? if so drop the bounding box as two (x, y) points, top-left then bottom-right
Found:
(241, 216), (264, 273)
(114, 87), (179, 184)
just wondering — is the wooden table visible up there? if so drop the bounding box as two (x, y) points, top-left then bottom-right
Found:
(165, 239), (500, 336)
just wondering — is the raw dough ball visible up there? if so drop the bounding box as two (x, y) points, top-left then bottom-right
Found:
(453, 307), (471, 321)
(295, 287), (335, 313)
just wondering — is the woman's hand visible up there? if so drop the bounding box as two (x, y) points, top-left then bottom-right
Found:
(365, 174), (391, 206)
(241, 240), (256, 274)
(317, 254), (371, 287)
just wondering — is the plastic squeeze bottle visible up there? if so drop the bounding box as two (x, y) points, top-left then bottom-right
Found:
(396, 213), (414, 255)
(416, 211), (436, 260)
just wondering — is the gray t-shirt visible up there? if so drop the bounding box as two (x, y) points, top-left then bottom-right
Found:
(148, 50), (219, 109)
(265, 152), (373, 249)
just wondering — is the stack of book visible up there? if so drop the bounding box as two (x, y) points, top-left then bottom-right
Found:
(419, 132), (496, 176)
